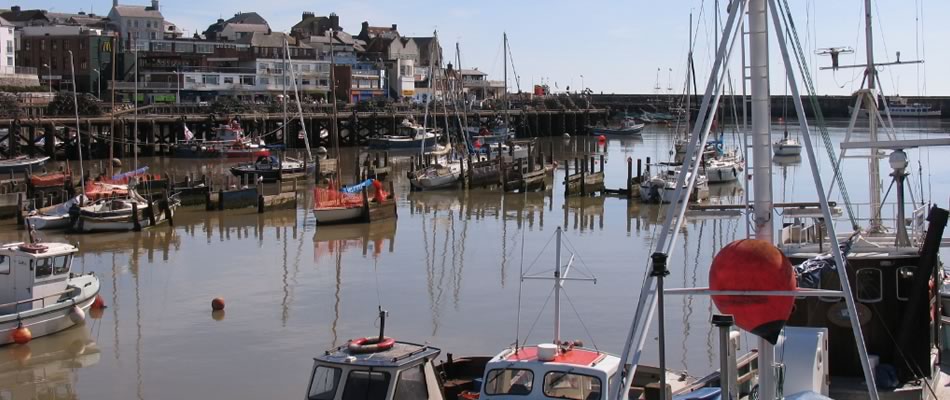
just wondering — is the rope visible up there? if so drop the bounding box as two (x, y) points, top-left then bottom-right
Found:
(520, 287), (555, 348)
(560, 287), (599, 351)
(779, 0), (859, 230)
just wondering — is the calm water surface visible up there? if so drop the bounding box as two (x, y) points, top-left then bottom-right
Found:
(0, 119), (948, 399)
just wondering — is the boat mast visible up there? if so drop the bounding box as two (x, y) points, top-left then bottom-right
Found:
(133, 45), (138, 171)
(68, 50), (85, 191)
(284, 38), (313, 163)
(864, 0), (883, 231)
(328, 31), (341, 178)
(503, 32), (509, 129)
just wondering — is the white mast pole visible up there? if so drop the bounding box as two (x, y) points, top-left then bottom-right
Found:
(553, 227), (561, 347)
(865, 0), (883, 231)
(133, 45), (138, 171)
(68, 50), (85, 191)
(749, 0), (777, 398)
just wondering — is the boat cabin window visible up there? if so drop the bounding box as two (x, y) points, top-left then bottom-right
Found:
(35, 258), (53, 279)
(341, 370), (390, 400)
(543, 371), (602, 400)
(0, 255), (8, 275)
(393, 363), (429, 400)
(53, 256), (69, 275)
(307, 366), (341, 400)
(485, 368), (534, 395)
(855, 268), (882, 303)
(895, 266), (917, 301)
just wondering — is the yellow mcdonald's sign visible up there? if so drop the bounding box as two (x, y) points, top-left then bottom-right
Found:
(101, 40), (113, 52)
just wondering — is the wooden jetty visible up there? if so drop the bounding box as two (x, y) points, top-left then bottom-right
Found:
(206, 178), (298, 213)
(563, 155), (606, 197)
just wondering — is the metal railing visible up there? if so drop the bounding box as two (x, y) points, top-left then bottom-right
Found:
(0, 287), (79, 314)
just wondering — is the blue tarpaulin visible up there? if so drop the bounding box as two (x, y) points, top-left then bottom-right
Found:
(112, 166), (149, 181)
(341, 179), (374, 193)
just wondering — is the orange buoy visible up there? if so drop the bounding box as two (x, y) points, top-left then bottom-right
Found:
(9, 344), (31, 363)
(709, 239), (796, 344)
(211, 297), (225, 311)
(11, 324), (31, 345)
(598, 135), (607, 143)
(91, 295), (106, 310)
(212, 310), (226, 321)
(89, 307), (104, 320)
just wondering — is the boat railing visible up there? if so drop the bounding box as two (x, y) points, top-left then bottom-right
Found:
(0, 286), (79, 314)
(778, 202), (929, 247)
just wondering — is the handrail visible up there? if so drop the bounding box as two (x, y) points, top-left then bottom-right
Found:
(0, 286), (78, 311)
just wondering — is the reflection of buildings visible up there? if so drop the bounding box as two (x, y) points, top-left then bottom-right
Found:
(0, 327), (101, 399)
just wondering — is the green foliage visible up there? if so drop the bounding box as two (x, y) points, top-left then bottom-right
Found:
(46, 92), (103, 116)
(0, 92), (20, 119)
(210, 97), (249, 114)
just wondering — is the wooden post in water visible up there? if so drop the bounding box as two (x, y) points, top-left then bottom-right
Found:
(257, 179), (265, 214)
(563, 160), (569, 197)
(132, 202), (142, 231)
(581, 157), (587, 195)
(217, 189), (225, 211)
(627, 158), (633, 198)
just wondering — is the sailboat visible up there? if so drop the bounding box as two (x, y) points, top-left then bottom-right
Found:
(772, 131), (802, 156)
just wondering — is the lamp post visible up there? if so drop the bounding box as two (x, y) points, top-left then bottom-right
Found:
(92, 68), (101, 100)
(42, 63), (51, 93)
(580, 74), (585, 94)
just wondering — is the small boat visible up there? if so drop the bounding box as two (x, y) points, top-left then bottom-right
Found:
(590, 117), (645, 136)
(72, 191), (178, 233)
(409, 161), (461, 191)
(773, 133), (802, 156)
(312, 180), (396, 225)
(368, 120), (441, 150)
(0, 231), (100, 346)
(221, 140), (271, 159)
(0, 156), (49, 174)
(640, 166), (709, 204)
(849, 97), (942, 118)
(25, 194), (87, 230)
(467, 125), (514, 146)
(229, 156), (310, 183)
(171, 122), (270, 158)
(704, 157), (742, 183)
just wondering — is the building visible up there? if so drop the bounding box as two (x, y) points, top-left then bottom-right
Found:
(203, 12), (269, 42)
(290, 12), (342, 40)
(458, 68), (505, 100)
(108, 0), (164, 50)
(356, 22), (399, 42)
(16, 25), (113, 93)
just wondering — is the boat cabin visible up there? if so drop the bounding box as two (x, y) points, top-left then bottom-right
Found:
(254, 156), (281, 170)
(478, 343), (621, 400)
(0, 242), (77, 314)
(307, 340), (445, 400)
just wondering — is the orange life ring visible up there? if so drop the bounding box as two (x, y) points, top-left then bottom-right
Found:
(347, 336), (395, 354)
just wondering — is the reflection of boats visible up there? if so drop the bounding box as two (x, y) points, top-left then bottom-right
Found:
(229, 156), (310, 182)
(772, 154), (802, 166)
(0, 156), (49, 174)
(590, 117), (645, 137)
(0, 326), (101, 398)
(312, 219), (397, 258)
(0, 233), (100, 345)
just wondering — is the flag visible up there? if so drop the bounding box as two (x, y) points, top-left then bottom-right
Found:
(299, 130), (306, 139)
(183, 124), (194, 141)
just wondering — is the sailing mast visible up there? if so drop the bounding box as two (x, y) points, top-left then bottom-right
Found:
(68, 50), (85, 191)
(284, 38), (313, 163)
(503, 33), (509, 129)
(328, 30), (341, 179)
(863, 0), (883, 231)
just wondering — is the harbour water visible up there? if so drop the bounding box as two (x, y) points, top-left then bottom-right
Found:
(0, 119), (948, 399)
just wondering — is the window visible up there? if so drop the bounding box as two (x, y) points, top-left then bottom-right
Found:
(485, 368), (534, 395)
(307, 366), (341, 400)
(543, 371), (602, 400)
(151, 41), (172, 52)
(5, 40), (11, 53)
(856, 268), (882, 303)
(5, 57), (11, 67)
(184, 75), (196, 83)
(79, 41), (85, 50)
(52, 41), (58, 50)
(393, 364), (428, 400)
(24, 41), (30, 51)
(175, 43), (194, 53)
(0, 256), (9, 274)
(896, 267), (917, 301)
(240, 75), (255, 85)
(134, 20), (139, 28)
(35, 258), (52, 279)
(223, 77), (234, 84)
(80, 61), (87, 70)
(258, 77), (269, 85)
(196, 44), (214, 54)
(302, 79), (311, 85)
(63, 41), (70, 50)
(202, 75), (219, 85)
(341, 371), (390, 400)
(40, 40), (45, 50)
(53, 256), (69, 275)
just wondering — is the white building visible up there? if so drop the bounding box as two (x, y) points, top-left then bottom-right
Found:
(391, 58), (415, 98)
(0, 16), (14, 75)
(108, 0), (164, 50)
(178, 58), (331, 100)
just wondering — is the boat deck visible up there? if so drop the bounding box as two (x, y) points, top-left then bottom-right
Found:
(827, 352), (950, 400)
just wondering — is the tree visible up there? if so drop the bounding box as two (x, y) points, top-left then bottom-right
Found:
(210, 97), (249, 114)
(46, 92), (102, 116)
(0, 92), (20, 119)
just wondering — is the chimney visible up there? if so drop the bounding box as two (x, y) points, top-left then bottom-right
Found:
(329, 13), (339, 29)
(391, 24), (397, 31)
(151, 0), (159, 10)
(11, 6), (20, 14)
(112, 0), (118, 8)
(361, 21), (369, 32)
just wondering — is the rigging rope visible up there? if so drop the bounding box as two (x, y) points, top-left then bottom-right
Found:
(779, 0), (860, 230)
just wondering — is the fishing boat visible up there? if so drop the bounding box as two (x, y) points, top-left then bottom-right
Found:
(229, 155), (310, 183)
(773, 133), (802, 156)
(849, 96), (942, 118)
(590, 117), (645, 137)
(639, 166), (708, 204)
(467, 124), (514, 146)
(368, 120), (440, 150)
(171, 122), (270, 158)
(25, 194), (87, 230)
(72, 189), (178, 233)
(312, 180), (396, 225)
(0, 156), (49, 174)
(0, 229), (100, 346)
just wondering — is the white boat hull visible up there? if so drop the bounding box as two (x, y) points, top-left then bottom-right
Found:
(74, 204), (175, 233)
(26, 214), (72, 230)
(773, 143), (802, 156)
(705, 164), (741, 183)
(313, 207), (364, 225)
(0, 273), (100, 346)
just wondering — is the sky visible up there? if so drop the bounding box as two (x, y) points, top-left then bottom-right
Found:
(8, 0), (948, 96)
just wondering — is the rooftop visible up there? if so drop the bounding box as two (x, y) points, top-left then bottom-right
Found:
(504, 346), (606, 367)
(0, 241), (78, 258)
(111, 5), (163, 19)
(315, 340), (441, 368)
(225, 12), (268, 26)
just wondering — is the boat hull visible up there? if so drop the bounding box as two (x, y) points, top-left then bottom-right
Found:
(223, 149), (271, 158)
(590, 125), (645, 136)
(26, 214), (72, 230)
(0, 273), (100, 346)
(313, 207), (364, 225)
(73, 204), (175, 233)
(368, 136), (438, 150)
(705, 165), (741, 183)
(0, 157), (50, 174)
(773, 144), (802, 156)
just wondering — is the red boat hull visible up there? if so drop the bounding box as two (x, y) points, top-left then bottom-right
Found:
(223, 149), (271, 158)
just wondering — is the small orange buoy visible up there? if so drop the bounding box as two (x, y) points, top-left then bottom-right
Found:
(211, 297), (225, 311)
(91, 295), (106, 310)
(598, 135), (607, 143)
(89, 307), (104, 320)
(212, 310), (226, 322)
(12, 324), (31, 345)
